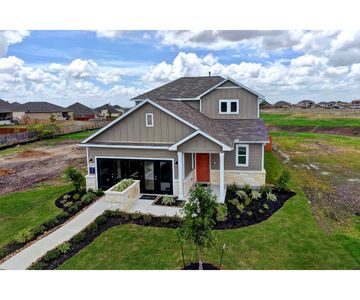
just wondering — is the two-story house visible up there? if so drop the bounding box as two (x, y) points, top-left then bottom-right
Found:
(80, 76), (268, 202)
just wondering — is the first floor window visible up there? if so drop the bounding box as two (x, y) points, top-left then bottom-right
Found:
(145, 113), (154, 127)
(235, 144), (249, 167)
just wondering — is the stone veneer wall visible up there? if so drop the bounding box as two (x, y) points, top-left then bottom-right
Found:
(85, 175), (96, 191)
(210, 170), (266, 187)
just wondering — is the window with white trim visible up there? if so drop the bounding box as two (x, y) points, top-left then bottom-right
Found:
(235, 144), (249, 167)
(145, 113), (154, 127)
(219, 99), (239, 114)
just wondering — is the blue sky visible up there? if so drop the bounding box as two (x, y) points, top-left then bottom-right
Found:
(1, 30), (360, 107)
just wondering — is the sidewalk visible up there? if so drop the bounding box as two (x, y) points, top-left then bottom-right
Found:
(0, 197), (119, 270)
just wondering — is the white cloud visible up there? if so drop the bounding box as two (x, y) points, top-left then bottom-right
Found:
(95, 30), (126, 39)
(96, 71), (121, 84)
(0, 31), (29, 56)
(49, 58), (98, 78)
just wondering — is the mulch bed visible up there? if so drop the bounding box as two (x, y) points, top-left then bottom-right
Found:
(152, 196), (184, 207)
(55, 190), (83, 212)
(214, 189), (295, 230)
(182, 262), (219, 270)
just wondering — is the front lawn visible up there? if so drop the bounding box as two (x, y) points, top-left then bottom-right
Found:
(59, 152), (359, 270)
(0, 184), (72, 248)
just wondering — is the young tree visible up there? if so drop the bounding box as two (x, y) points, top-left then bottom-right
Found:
(49, 113), (56, 123)
(64, 166), (85, 192)
(178, 184), (218, 270)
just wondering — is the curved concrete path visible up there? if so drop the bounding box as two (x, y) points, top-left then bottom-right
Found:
(0, 197), (119, 270)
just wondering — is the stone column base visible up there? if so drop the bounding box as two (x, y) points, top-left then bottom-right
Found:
(85, 175), (96, 191)
(211, 170), (266, 187)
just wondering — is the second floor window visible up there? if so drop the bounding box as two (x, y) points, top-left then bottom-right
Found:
(219, 99), (239, 114)
(145, 113), (154, 127)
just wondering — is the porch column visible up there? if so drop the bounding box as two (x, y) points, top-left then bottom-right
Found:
(178, 151), (184, 199)
(219, 152), (225, 202)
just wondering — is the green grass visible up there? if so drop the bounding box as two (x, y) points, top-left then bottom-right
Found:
(59, 152), (359, 270)
(261, 113), (360, 127)
(0, 184), (72, 248)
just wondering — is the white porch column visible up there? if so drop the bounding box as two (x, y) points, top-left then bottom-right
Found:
(178, 151), (184, 199)
(219, 152), (225, 202)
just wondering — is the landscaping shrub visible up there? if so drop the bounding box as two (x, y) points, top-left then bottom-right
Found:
(103, 210), (123, 218)
(72, 193), (80, 201)
(216, 204), (228, 222)
(95, 189), (104, 197)
(31, 261), (47, 270)
(161, 195), (175, 206)
(266, 192), (277, 202)
(276, 170), (291, 191)
(81, 192), (97, 204)
(15, 229), (34, 244)
(57, 242), (71, 254)
(43, 248), (61, 263)
(236, 190), (247, 199)
(259, 185), (272, 195)
(56, 211), (70, 222)
(244, 196), (252, 207)
(263, 203), (269, 210)
(72, 232), (86, 243)
(113, 179), (134, 192)
(243, 184), (252, 194)
(259, 209), (264, 214)
(161, 216), (170, 224)
(88, 222), (99, 234)
(42, 218), (59, 229)
(250, 190), (262, 201)
(68, 202), (81, 214)
(246, 211), (253, 216)
(31, 225), (46, 236)
(94, 215), (107, 225)
(143, 214), (153, 224)
(227, 183), (238, 193)
(64, 166), (85, 192)
(131, 211), (142, 220)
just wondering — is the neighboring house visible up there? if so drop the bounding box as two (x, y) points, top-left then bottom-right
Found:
(95, 104), (124, 117)
(80, 76), (268, 203)
(259, 99), (272, 109)
(67, 102), (97, 120)
(11, 102), (73, 122)
(351, 100), (360, 109)
(295, 100), (316, 108)
(0, 99), (14, 124)
(273, 101), (292, 108)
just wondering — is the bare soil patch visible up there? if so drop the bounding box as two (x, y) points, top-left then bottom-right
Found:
(0, 141), (86, 195)
(268, 125), (360, 136)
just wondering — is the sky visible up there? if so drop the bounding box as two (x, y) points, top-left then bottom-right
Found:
(1, 30), (360, 108)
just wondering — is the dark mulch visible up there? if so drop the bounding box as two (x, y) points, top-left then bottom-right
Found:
(214, 189), (296, 230)
(182, 262), (219, 270)
(55, 190), (86, 212)
(152, 196), (184, 207)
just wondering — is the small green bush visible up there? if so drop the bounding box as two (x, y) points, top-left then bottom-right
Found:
(266, 192), (277, 202)
(259, 209), (264, 214)
(95, 189), (104, 197)
(81, 192), (97, 204)
(15, 229), (34, 244)
(87, 222), (99, 233)
(113, 179), (135, 192)
(244, 196), (252, 207)
(243, 184), (252, 194)
(31, 225), (46, 236)
(250, 190), (262, 201)
(68, 202), (81, 213)
(216, 204), (228, 222)
(276, 170), (291, 191)
(72, 232), (86, 243)
(131, 211), (142, 220)
(42, 248), (61, 263)
(31, 261), (47, 270)
(236, 190), (247, 199)
(64, 166), (85, 192)
(63, 194), (71, 201)
(42, 218), (60, 229)
(246, 211), (253, 216)
(263, 203), (269, 210)
(72, 193), (80, 201)
(161, 216), (170, 224)
(57, 242), (71, 254)
(103, 210), (122, 218)
(228, 182), (238, 193)
(143, 214), (153, 224)
(64, 201), (73, 208)
(95, 215), (107, 225)
(161, 195), (175, 206)
(56, 211), (70, 222)
(259, 185), (272, 195)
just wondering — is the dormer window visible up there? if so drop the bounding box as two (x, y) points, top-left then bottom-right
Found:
(145, 113), (154, 127)
(219, 99), (239, 114)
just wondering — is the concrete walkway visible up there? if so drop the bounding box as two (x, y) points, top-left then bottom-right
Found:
(0, 197), (120, 270)
(129, 198), (182, 216)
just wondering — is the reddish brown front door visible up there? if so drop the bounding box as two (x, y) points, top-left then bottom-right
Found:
(196, 153), (210, 182)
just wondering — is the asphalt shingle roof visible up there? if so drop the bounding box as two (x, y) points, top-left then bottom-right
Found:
(11, 102), (71, 113)
(131, 76), (225, 100)
(0, 99), (14, 113)
(67, 102), (96, 116)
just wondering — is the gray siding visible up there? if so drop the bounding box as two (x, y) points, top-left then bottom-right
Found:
(184, 100), (200, 110)
(88, 147), (179, 179)
(211, 144), (263, 171)
(218, 81), (238, 87)
(178, 134), (222, 153)
(201, 87), (258, 119)
(91, 102), (194, 143)
(184, 153), (193, 176)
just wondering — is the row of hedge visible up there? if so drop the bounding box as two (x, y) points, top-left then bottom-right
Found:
(0, 189), (103, 262)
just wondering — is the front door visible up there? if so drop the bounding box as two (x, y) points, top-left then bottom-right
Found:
(196, 153), (210, 182)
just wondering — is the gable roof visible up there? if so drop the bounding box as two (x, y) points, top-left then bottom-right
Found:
(131, 76), (225, 100)
(95, 104), (120, 114)
(10, 101), (71, 113)
(0, 99), (14, 113)
(81, 98), (268, 148)
(67, 102), (96, 116)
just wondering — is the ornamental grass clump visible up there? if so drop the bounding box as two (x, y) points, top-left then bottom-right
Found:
(15, 229), (34, 244)
(236, 190), (247, 199)
(178, 184), (217, 270)
(266, 191), (277, 202)
(161, 195), (175, 206)
(250, 190), (262, 201)
(114, 179), (134, 192)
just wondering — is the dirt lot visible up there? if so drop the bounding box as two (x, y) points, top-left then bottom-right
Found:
(267, 125), (360, 136)
(0, 140), (86, 195)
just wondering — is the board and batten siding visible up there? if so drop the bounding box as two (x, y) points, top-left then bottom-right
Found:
(178, 134), (222, 153)
(211, 143), (263, 171)
(91, 102), (194, 143)
(200, 87), (259, 119)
